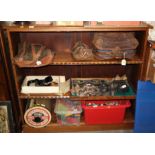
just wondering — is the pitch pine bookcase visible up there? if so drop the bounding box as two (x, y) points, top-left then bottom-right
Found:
(4, 23), (151, 132)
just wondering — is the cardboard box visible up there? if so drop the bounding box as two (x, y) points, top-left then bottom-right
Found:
(35, 21), (52, 25)
(21, 75), (70, 94)
(54, 21), (83, 26)
(102, 21), (141, 26)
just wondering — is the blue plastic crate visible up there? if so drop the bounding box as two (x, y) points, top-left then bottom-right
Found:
(134, 80), (155, 133)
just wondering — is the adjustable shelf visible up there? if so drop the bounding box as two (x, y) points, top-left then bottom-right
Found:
(19, 93), (136, 100)
(13, 52), (143, 67)
(52, 53), (143, 65)
(19, 93), (70, 99)
(70, 95), (136, 100)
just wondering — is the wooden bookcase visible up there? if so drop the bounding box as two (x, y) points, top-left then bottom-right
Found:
(0, 30), (10, 100)
(4, 23), (151, 132)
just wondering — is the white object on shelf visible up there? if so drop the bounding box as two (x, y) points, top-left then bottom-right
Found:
(35, 21), (52, 25)
(121, 59), (126, 66)
(21, 75), (68, 94)
(54, 21), (83, 26)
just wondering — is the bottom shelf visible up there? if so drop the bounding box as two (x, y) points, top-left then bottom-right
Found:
(22, 110), (134, 133)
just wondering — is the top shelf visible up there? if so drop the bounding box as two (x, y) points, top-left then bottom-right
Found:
(4, 23), (152, 32)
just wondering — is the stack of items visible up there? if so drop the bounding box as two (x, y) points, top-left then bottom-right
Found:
(71, 32), (139, 61)
(71, 75), (135, 97)
(54, 99), (82, 126)
(84, 21), (141, 27)
(71, 79), (111, 96)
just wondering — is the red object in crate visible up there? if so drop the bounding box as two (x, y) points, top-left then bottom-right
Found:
(82, 100), (131, 125)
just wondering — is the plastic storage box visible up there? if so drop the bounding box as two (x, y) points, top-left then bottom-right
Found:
(54, 99), (82, 126)
(82, 100), (131, 125)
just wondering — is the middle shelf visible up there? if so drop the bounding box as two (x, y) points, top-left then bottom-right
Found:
(19, 93), (136, 100)
(18, 75), (136, 100)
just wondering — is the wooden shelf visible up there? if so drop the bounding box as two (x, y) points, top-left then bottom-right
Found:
(19, 93), (135, 100)
(19, 93), (70, 99)
(23, 121), (134, 133)
(4, 23), (151, 32)
(52, 53), (143, 65)
(22, 110), (134, 133)
(70, 95), (136, 100)
(14, 52), (143, 67)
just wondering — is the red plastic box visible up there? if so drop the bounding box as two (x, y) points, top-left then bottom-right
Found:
(82, 100), (131, 125)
